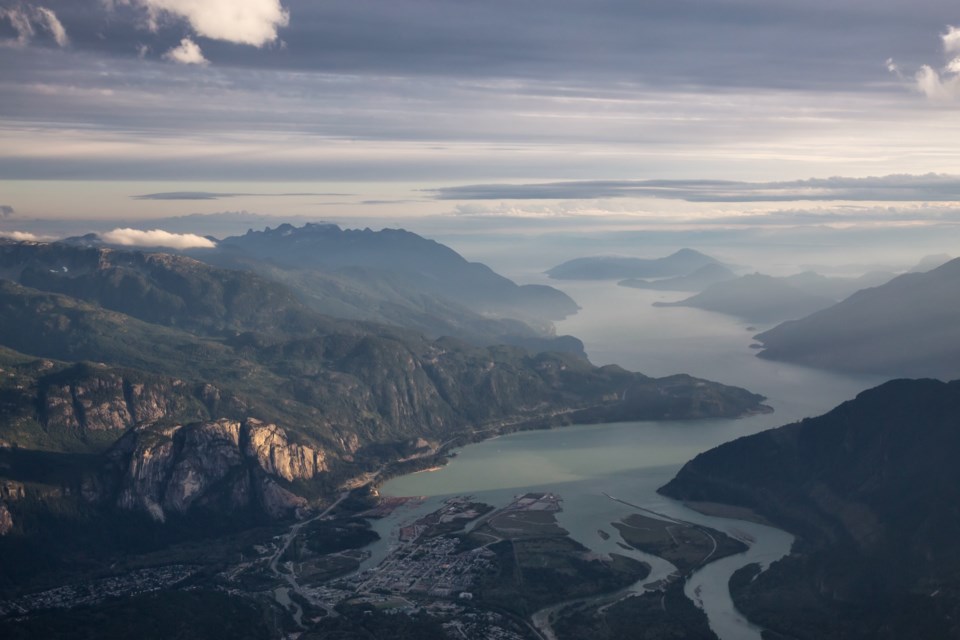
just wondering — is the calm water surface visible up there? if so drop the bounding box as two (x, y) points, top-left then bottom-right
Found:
(375, 281), (887, 639)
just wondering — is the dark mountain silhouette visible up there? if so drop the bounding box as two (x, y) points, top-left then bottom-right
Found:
(660, 378), (960, 640)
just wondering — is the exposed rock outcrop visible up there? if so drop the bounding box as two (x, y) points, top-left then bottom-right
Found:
(109, 419), (326, 521)
(40, 374), (200, 432)
(244, 419), (327, 482)
(0, 480), (24, 536)
(0, 503), (12, 536)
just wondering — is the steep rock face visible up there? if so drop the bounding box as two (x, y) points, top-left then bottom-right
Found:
(0, 355), (226, 449)
(1, 480), (26, 501)
(42, 375), (187, 432)
(0, 503), (12, 536)
(244, 419), (327, 482)
(0, 480), (25, 536)
(109, 419), (324, 521)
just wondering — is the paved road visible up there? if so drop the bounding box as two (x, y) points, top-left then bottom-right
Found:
(269, 492), (349, 627)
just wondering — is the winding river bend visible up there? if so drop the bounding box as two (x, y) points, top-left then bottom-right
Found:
(374, 282), (886, 639)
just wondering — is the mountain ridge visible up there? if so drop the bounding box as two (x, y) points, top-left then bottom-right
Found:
(755, 257), (960, 378)
(659, 378), (960, 639)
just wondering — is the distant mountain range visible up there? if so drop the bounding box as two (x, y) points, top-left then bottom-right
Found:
(660, 378), (960, 639)
(755, 258), (960, 379)
(546, 249), (721, 280)
(65, 224), (584, 356)
(619, 263), (737, 292)
(214, 223), (579, 323)
(0, 239), (767, 553)
(652, 271), (894, 323)
(652, 274), (836, 323)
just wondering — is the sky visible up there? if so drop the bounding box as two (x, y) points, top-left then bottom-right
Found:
(2, 0), (960, 240)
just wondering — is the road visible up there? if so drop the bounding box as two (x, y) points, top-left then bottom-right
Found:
(269, 491), (349, 627)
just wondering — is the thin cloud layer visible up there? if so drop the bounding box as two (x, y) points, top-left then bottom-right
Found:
(100, 228), (216, 249)
(0, 4), (68, 47)
(131, 191), (344, 200)
(432, 175), (960, 203)
(0, 230), (49, 241)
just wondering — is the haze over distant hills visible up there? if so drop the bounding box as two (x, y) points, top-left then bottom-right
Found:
(652, 270), (894, 324)
(67, 223), (586, 356)
(216, 223), (578, 322)
(755, 258), (960, 379)
(0, 237), (767, 545)
(653, 274), (836, 323)
(618, 263), (737, 292)
(661, 378), (960, 639)
(546, 249), (721, 280)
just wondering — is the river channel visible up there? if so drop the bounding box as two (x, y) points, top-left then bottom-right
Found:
(372, 281), (887, 639)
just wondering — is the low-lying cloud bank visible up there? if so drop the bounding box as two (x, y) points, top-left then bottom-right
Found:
(100, 228), (216, 249)
(431, 174), (960, 203)
(0, 230), (52, 242)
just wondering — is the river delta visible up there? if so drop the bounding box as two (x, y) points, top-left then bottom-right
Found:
(371, 282), (887, 639)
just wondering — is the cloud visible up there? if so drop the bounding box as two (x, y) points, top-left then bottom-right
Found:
(0, 4), (68, 47)
(127, 0), (288, 47)
(432, 174), (960, 203)
(131, 191), (347, 200)
(0, 205), (13, 217)
(943, 25), (960, 54)
(163, 37), (207, 65)
(901, 24), (960, 101)
(34, 7), (68, 46)
(100, 228), (216, 249)
(0, 230), (49, 242)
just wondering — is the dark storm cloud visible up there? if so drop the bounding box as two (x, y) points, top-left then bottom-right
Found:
(433, 175), (960, 203)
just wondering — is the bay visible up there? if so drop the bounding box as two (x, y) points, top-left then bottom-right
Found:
(375, 281), (886, 639)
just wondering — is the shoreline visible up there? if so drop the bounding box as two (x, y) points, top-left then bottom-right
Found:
(359, 399), (775, 500)
(678, 501), (774, 527)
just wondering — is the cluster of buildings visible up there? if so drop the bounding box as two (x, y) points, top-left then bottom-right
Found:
(0, 565), (198, 616)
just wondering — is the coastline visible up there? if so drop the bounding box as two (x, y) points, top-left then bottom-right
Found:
(354, 398), (773, 500)
(677, 501), (774, 527)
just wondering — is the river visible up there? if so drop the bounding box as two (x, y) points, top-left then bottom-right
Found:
(373, 281), (887, 639)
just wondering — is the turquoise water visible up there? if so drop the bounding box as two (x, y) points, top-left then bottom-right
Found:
(375, 282), (886, 639)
